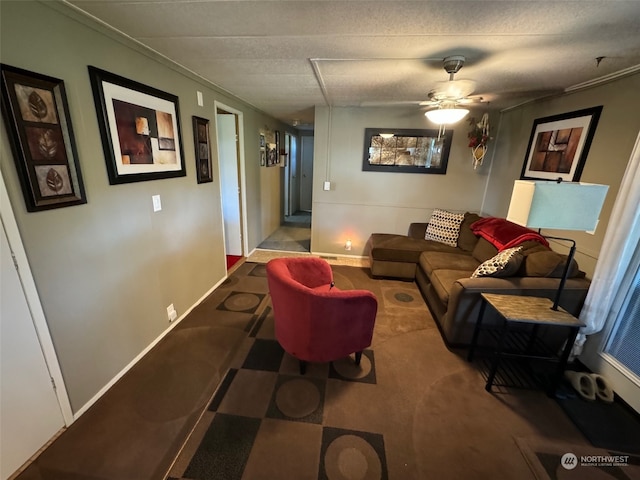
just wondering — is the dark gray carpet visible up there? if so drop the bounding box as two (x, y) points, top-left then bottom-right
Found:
(516, 437), (640, 480)
(557, 396), (640, 453)
(168, 263), (593, 480)
(17, 262), (601, 480)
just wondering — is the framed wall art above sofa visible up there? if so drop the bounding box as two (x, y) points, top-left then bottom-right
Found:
(362, 128), (452, 174)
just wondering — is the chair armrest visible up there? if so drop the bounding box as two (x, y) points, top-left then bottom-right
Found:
(310, 290), (378, 330)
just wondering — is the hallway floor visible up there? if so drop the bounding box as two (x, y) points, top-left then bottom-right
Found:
(256, 211), (311, 252)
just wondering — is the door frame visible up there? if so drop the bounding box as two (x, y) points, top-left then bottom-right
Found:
(0, 170), (73, 426)
(299, 134), (314, 212)
(214, 101), (248, 257)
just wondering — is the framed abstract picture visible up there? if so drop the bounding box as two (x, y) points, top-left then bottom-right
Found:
(192, 116), (213, 183)
(520, 106), (603, 182)
(0, 64), (86, 211)
(88, 66), (186, 184)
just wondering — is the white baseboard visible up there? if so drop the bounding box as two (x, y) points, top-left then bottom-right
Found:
(73, 275), (229, 420)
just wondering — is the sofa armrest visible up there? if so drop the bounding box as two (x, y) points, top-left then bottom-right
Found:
(408, 223), (428, 239)
(442, 276), (590, 346)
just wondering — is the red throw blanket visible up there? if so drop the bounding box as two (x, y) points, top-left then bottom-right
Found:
(470, 217), (549, 251)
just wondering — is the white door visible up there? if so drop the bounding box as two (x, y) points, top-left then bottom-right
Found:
(217, 113), (242, 257)
(300, 135), (314, 211)
(1, 222), (65, 479)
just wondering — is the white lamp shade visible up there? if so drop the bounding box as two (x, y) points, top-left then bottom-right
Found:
(425, 108), (469, 125)
(507, 180), (608, 231)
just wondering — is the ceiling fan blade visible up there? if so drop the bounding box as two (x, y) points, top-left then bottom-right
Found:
(456, 96), (484, 105)
(430, 79), (477, 100)
(359, 100), (424, 107)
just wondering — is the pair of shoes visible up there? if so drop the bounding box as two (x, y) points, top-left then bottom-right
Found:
(564, 371), (614, 402)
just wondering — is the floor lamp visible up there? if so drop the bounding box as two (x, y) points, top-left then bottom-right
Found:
(506, 180), (609, 311)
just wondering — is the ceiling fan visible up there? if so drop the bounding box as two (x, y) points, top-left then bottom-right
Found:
(421, 55), (483, 125)
(420, 55), (480, 108)
(358, 55), (483, 119)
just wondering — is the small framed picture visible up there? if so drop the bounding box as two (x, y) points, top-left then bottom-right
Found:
(192, 116), (212, 183)
(0, 64), (87, 211)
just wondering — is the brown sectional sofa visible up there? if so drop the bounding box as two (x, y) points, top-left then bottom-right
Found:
(367, 213), (591, 347)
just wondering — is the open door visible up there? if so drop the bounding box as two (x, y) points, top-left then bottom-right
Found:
(215, 104), (247, 270)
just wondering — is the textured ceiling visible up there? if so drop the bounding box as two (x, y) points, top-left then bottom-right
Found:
(67, 0), (640, 127)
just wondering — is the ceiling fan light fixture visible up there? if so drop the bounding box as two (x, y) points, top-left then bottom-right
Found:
(425, 107), (469, 125)
(379, 133), (394, 139)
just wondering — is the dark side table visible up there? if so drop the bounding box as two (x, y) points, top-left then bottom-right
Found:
(467, 293), (585, 397)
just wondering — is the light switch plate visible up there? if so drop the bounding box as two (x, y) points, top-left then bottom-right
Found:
(323, 181), (331, 191)
(152, 194), (162, 212)
(197, 91), (203, 106)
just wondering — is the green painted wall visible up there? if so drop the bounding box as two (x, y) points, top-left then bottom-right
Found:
(310, 106), (496, 255)
(484, 73), (640, 277)
(310, 74), (640, 280)
(0, 0), (286, 413)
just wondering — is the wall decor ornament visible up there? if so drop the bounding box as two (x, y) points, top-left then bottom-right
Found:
(259, 133), (266, 166)
(468, 113), (490, 169)
(1, 64), (87, 211)
(192, 116), (213, 183)
(260, 129), (281, 167)
(520, 106), (603, 182)
(362, 128), (452, 174)
(88, 66), (186, 184)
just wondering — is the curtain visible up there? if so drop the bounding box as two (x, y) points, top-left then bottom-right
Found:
(574, 131), (640, 354)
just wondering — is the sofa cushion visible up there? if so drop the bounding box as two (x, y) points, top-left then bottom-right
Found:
(518, 250), (581, 278)
(368, 233), (459, 263)
(419, 251), (480, 278)
(471, 246), (524, 278)
(472, 237), (499, 263)
(424, 209), (465, 247)
(457, 212), (483, 252)
(430, 269), (475, 304)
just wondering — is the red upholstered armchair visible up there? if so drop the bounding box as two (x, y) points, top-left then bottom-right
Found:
(266, 257), (378, 374)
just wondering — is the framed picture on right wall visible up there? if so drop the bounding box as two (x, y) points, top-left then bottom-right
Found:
(520, 106), (603, 182)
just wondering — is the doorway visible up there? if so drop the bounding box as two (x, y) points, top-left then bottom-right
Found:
(215, 103), (247, 271)
(257, 131), (312, 253)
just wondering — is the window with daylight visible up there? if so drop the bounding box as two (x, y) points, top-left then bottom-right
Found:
(604, 260), (640, 379)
